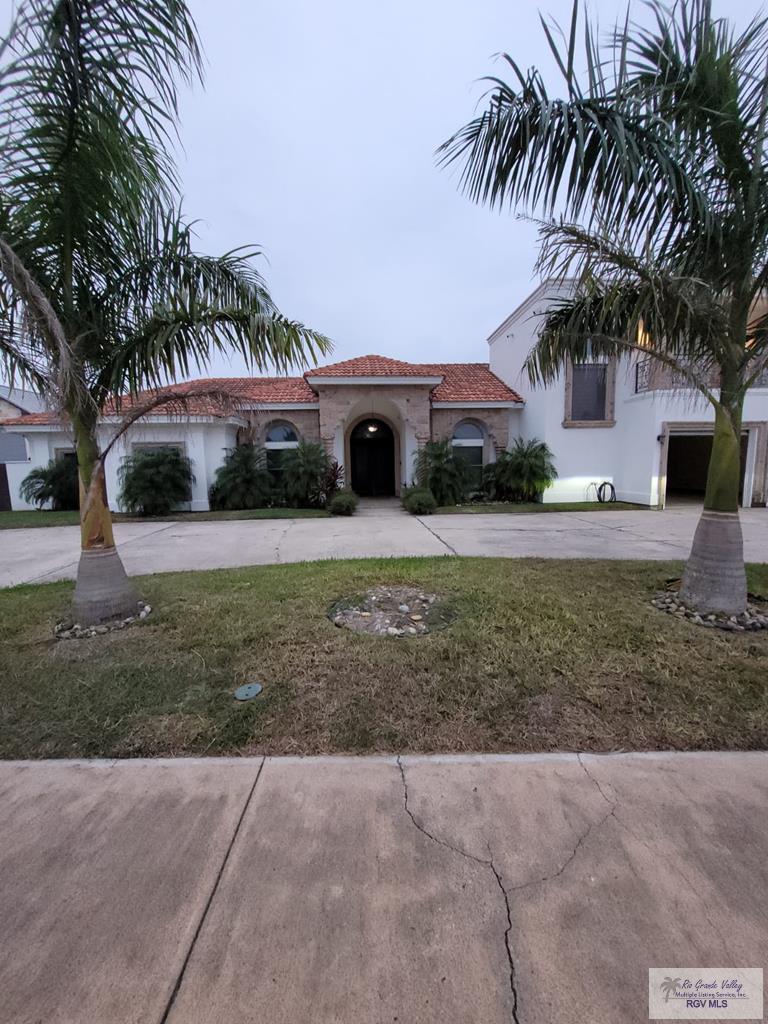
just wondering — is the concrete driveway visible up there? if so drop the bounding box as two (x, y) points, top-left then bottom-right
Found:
(1, 752), (766, 1024)
(1, 505), (766, 587)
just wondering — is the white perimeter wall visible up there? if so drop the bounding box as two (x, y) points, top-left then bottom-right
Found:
(5, 419), (239, 512)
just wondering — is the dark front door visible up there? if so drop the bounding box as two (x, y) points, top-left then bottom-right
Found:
(350, 419), (395, 496)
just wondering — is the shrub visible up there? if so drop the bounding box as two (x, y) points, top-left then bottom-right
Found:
(119, 447), (194, 516)
(328, 489), (358, 516)
(280, 441), (330, 507)
(322, 459), (344, 503)
(413, 439), (469, 506)
(490, 438), (558, 502)
(209, 445), (272, 510)
(20, 457), (79, 510)
(403, 488), (437, 515)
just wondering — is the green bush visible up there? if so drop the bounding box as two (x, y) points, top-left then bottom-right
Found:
(280, 441), (330, 508)
(403, 488), (437, 515)
(209, 445), (272, 510)
(328, 489), (358, 516)
(322, 459), (344, 503)
(119, 447), (194, 516)
(413, 439), (469, 506)
(488, 438), (558, 502)
(20, 457), (79, 510)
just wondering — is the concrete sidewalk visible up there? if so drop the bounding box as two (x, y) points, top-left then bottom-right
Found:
(1, 505), (766, 587)
(1, 753), (766, 1023)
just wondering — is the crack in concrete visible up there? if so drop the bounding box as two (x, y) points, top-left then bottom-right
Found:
(273, 521), (294, 564)
(396, 756), (522, 1022)
(395, 755), (630, 1023)
(577, 755), (736, 961)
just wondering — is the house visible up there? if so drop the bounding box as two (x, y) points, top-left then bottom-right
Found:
(0, 385), (48, 511)
(0, 356), (523, 511)
(489, 280), (768, 507)
(5, 281), (767, 513)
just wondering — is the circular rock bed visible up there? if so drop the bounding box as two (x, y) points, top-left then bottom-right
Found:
(55, 601), (152, 640)
(329, 585), (454, 637)
(650, 592), (768, 632)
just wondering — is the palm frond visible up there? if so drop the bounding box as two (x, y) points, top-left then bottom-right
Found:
(101, 384), (245, 459)
(98, 207), (330, 396)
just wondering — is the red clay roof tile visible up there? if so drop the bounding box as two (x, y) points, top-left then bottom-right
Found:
(0, 358), (521, 429)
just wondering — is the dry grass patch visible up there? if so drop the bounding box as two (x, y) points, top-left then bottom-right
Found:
(1, 557), (767, 758)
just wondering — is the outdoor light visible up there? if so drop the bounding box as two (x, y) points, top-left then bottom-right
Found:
(367, 423), (378, 433)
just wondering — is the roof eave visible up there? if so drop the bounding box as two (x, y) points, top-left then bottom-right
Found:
(306, 375), (444, 387)
(431, 400), (523, 408)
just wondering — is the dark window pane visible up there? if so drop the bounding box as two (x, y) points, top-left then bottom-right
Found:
(266, 422), (298, 443)
(452, 421), (483, 441)
(571, 364), (607, 421)
(453, 444), (483, 490)
(267, 449), (284, 481)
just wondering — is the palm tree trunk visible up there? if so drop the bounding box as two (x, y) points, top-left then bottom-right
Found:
(679, 399), (747, 615)
(71, 414), (139, 625)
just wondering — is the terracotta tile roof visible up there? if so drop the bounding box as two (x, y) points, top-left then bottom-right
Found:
(0, 359), (522, 429)
(306, 354), (439, 377)
(305, 354), (521, 402)
(0, 411), (57, 426)
(0, 376), (318, 427)
(425, 364), (522, 403)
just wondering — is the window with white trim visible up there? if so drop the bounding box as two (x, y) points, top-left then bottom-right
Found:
(451, 420), (484, 490)
(264, 421), (299, 481)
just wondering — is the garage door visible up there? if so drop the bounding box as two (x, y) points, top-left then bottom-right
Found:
(666, 433), (748, 504)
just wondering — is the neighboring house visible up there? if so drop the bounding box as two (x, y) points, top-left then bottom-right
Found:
(0, 385), (48, 511)
(0, 356), (522, 511)
(489, 280), (768, 507)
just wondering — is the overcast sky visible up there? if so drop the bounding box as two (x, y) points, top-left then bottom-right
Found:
(2, 0), (760, 378)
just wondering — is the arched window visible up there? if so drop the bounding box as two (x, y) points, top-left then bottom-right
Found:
(452, 420), (485, 490)
(264, 420), (299, 480)
(265, 422), (299, 445)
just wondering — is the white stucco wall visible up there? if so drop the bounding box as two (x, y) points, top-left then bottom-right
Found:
(4, 418), (240, 512)
(488, 279), (623, 503)
(489, 281), (768, 506)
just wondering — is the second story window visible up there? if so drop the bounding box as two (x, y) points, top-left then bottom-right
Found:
(571, 363), (608, 421)
(564, 345), (615, 427)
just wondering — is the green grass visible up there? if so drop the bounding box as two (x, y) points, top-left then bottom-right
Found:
(1, 502), (646, 528)
(0, 507), (328, 529)
(0, 509), (82, 529)
(2, 557), (767, 759)
(435, 501), (647, 514)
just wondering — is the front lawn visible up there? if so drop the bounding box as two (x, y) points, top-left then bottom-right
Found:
(0, 507), (328, 529)
(0, 509), (82, 529)
(435, 501), (647, 514)
(2, 558), (767, 759)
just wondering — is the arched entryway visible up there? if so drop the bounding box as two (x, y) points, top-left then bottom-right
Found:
(350, 418), (396, 496)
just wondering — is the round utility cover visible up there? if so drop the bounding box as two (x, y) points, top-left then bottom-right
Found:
(234, 682), (263, 701)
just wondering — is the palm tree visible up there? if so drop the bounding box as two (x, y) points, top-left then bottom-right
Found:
(414, 439), (469, 506)
(660, 977), (682, 1003)
(439, 0), (768, 615)
(0, 0), (330, 624)
(494, 438), (558, 503)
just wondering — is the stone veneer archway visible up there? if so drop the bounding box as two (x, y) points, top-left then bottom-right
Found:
(315, 385), (433, 496)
